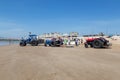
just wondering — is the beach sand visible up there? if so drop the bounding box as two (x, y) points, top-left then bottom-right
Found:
(0, 43), (120, 80)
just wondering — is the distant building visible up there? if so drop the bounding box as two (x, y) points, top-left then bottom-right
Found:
(38, 32), (79, 39)
(111, 35), (120, 40)
(39, 32), (62, 38)
(62, 33), (69, 37)
(69, 32), (79, 37)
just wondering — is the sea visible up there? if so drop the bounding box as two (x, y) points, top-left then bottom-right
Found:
(0, 41), (20, 46)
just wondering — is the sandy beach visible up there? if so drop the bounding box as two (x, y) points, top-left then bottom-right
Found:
(0, 42), (120, 80)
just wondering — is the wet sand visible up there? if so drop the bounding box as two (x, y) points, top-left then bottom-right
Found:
(0, 43), (120, 80)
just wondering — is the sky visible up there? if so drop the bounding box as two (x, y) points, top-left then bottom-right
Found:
(0, 0), (120, 38)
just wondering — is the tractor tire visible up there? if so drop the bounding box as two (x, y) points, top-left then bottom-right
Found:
(20, 42), (26, 46)
(31, 41), (38, 46)
(49, 44), (51, 46)
(90, 44), (93, 48)
(84, 43), (89, 48)
(51, 41), (56, 47)
(92, 40), (103, 48)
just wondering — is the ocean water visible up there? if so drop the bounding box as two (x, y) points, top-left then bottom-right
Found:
(0, 41), (20, 46)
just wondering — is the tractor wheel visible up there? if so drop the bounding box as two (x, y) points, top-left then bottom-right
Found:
(51, 41), (56, 47)
(49, 44), (51, 46)
(92, 40), (103, 48)
(90, 44), (93, 48)
(20, 42), (26, 46)
(84, 43), (89, 48)
(31, 41), (38, 46)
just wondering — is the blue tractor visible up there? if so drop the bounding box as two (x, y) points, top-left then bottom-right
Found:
(20, 34), (44, 46)
(44, 38), (63, 47)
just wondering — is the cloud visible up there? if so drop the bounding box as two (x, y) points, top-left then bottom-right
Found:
(68, 19), (120, 35)
(0, 21), (27, 38)
(0, 22), (17, 27)
(0, 19), (120, 38)
(88, 20), (120, 33)
(0, 28), (28, 38)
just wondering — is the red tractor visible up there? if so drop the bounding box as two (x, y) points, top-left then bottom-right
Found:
(84, 37), (112, 48)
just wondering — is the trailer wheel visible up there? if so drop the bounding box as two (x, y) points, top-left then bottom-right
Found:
(31, 41), (38, 46)
(93, 40), (103, 48)
(44, 43), (47, 47)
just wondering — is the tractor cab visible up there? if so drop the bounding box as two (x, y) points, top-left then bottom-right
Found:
(28, 35), (38, 41)
(24, 34), (38, 43)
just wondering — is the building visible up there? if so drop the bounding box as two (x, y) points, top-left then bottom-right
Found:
(39, 32), (62, 38)
(69, 32), (79, 37)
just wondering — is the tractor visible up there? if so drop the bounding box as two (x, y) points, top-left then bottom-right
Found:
(84, 37), (112, 48)
(20, 34), (44, 46)
(44, 38), (63, 47)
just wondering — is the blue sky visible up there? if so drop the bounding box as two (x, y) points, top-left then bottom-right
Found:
(0, 0), (120, 38)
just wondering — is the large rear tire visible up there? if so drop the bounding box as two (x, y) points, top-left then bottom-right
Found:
(92, 40), (103, 48)
(20, 42), (26, 46)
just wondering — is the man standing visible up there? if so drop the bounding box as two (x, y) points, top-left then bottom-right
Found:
(75, 38), (78, 46)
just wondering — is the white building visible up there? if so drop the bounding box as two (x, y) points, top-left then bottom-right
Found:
(111, 36), (120, 40)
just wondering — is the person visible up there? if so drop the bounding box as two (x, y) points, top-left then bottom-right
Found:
(64, 39), (68, 45)
(81, 39), (83, 44)
(68, 38), (70, 45)
(78, 39), (80, 45)
(75, 38), (78, 46)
